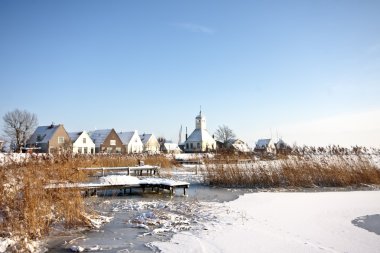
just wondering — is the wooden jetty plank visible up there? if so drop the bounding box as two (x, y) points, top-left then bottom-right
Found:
(45, 177), (189, 196)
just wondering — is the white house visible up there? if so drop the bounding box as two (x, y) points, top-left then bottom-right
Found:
(184, 110), (216, 153)
(139, 133), (160, 153)
(226, 139), (251, 152)
(68, 131), (95, 154)
(117, 131), (143, 154)
(254, 138), (276, 153)
(162, 142), (182, 154)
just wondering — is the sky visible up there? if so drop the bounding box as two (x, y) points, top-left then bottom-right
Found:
(1, 0), (379, 148)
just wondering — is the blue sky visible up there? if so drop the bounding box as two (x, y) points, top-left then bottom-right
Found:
(1, 0), (379, 147)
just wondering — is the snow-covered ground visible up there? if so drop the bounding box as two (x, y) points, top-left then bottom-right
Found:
(153, 191), (380, 253)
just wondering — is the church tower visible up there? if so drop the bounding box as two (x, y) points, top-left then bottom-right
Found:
(195, 110), (206, 130)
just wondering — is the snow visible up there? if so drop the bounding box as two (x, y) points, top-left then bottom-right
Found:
(99, 175), (141, 185)
(185, 129), (215, 143)
(46, 175), (189, 189)
(139, 133), (153, 145)
(88, 129), (112, 147)
(82, 213), (113, 229)
(117, 131), (136, 145)
(0, 238), (15, 253)
(68, 132), (82, 142)
(153, 191), (380, 253)
(27, 125), (60, 144)
(140, 177), (190, 187)
(255, 138), (273, 148)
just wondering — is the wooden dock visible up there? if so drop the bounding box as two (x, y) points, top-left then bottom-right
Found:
(46, 165), (190, 196)
(79, 165), (160, 177)
(46, 177), (190, 196)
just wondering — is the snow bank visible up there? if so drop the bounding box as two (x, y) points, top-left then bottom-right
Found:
(153, 191), (380, 253)
(0, 238), (15, 253)
(99, 175), (140, 185)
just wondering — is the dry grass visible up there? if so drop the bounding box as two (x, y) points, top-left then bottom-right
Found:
(0, 155), (88, 252)
(204, 155), (380, 188)
(0, 153), (175, 252)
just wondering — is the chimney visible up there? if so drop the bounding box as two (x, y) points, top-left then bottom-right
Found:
(185, 127), (188, 140)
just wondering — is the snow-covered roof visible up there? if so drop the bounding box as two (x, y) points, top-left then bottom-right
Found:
(139, 133), (154, 145)
(118, 131), (136, 145)
(163, 142), (180, 151)
(185, 129), (215, 143)
(89, 129), (112, 147)
(27, 124), (62, 144)
(68, 132), (83, 142)
(256, 139), (272, 148)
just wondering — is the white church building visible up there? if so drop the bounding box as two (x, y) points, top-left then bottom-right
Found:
(184, 110), (216, 153)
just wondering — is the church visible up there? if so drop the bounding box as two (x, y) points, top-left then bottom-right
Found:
(184, 110), (217, 153)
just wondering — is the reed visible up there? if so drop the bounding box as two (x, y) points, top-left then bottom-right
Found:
(204, 155), (380, 188)
(0, 153), (175, 252)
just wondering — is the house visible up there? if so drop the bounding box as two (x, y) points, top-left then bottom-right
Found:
(184, 110), (216, 153)
(117, 130), (143, 154)
(254, 138), (276, 153)
(68, 131), (95, 154)
(226, 139), (251, 152)
(139, 133), (160, 154)
(26, 124), (71, 153)
(275, 138), (292, 154)
(89, 129), (124, 154)
(162, 142), (182, 154)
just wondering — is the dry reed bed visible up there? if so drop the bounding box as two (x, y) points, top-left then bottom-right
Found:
(0, 154), (174, 252)
(204, 155), (380, 188)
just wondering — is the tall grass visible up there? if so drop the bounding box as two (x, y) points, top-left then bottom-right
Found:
(204, 155), (380, 188)
(0, 154), (174, 252)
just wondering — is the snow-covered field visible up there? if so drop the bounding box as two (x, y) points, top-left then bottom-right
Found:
(153, 191), (380, 253)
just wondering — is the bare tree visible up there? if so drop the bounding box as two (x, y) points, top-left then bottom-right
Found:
(214, 125), (236, 148)
(2, 109), (38, 151)
(157, 136), (166, 151)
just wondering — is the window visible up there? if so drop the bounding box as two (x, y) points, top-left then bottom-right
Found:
(190, 143), (193, 149)
(110, 140), (116, 146)
(78, 147), (82, 154)
(58, 137), (64, 144)
(106, 147), (113, 153)
(91, 148), (94, 154)
(186, 143), (189, 149)
(115, 147), (122, 153)
(83, 138), (86, 144)
(83, 147), (88, 154)
(197, 143), (201, 148)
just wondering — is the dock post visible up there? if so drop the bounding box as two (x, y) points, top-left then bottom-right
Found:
(170, 187), (174, 195)
(102, 168), (105, 177)
(184, 187), (187, 196)
(130, 188), (132, 194)
(127, 167), (130, 175)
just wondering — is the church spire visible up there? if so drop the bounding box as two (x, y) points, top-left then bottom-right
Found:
(195, 108), (206, 130)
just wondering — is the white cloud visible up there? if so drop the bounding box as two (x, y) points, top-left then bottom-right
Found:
(173, 23), (215, 34)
